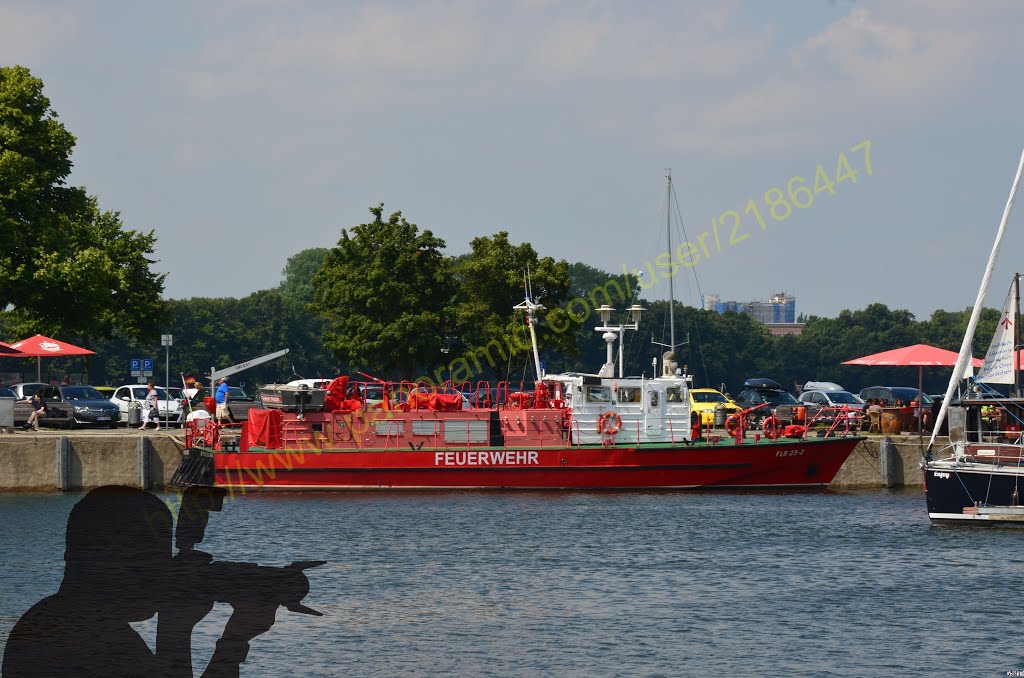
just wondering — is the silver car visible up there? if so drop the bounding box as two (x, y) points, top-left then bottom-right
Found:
(799, 390), (865, 427)
(9, 382), (48, 401)
(111, 384), (186, 426)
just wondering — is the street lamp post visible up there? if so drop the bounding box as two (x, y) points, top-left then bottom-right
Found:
(161, 334), (172, 421)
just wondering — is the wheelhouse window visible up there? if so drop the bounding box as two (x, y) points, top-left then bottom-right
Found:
(666, 388), (683, 403)
(586, 386), (611, 403)
(617, 387), (640, 403)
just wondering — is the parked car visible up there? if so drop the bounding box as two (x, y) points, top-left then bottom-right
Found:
(858, 386), (933, 407)
(801, 381), (845, 393)
(224, 386), (258, 422)
(9, 382), (47, 401)
(349, 382), (386, 406)
(110, 384), (186, 427)
(798, 389), (864, 427)
(93, 385), (116, 399)
(689, 388), (740, 426)
(799, 389), (865, 410)
(29, 384), (122, 428)
(733, 378), (805, 427)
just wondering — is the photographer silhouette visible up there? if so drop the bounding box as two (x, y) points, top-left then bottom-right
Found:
(3, 485), (322, 677)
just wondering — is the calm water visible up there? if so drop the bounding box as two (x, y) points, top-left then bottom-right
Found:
(0, 488), (1021, 677)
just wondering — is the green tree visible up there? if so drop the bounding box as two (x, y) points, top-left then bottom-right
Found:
(0, 66), (166, 347)
(91, 290), (337, 388)
(449, 232), (575, 382)
(310, 205), (454, 380)
(279, 247), (329, 306)
(540, 262), (640, 375)
(0, 66), (88, 308)
(2, 200), (166, 346)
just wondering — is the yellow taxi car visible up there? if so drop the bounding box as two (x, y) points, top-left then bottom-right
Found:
(690, 388), (741, 426)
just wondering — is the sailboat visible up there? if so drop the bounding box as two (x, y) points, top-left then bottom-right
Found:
(923, 150), (1024, 524)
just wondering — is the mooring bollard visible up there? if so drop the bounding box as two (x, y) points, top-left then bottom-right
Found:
(55, 437), (70, 491)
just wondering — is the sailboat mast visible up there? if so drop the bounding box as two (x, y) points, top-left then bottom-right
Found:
(666, 169), (676, 352)
(1016, 272), (1021, 397)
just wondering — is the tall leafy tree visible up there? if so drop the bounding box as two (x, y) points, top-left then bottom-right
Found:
(0, 65), (88, 308)
(279, 247), (329, 306)
(0, 66), (166, 347)
(90, 290), (337, 388)
(449, 232), (574, 382)
(541, 262), (640, 375)
(310, 205), (454, 380)
(2, 200), (166, 346)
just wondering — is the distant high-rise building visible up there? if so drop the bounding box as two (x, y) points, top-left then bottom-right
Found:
(704, 292), (798, 333)
(716, 301), (743, 314)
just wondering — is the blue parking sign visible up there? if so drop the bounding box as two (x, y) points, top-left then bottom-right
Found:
(131, 359), (141, 371)
(143, 359), (154, 371)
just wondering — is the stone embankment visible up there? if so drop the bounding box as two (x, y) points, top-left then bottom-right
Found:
(0, 430), (931, 492)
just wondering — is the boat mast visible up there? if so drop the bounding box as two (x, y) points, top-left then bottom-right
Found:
(1016, 272), (1021, 398)
(514, 271), (546, 382)
(666, 169), (676, 352)
(651, 170), (688, 376)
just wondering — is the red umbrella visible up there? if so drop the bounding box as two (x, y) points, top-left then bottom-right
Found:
(843, 343), (982, 435)
(842, 344), (983, 368)
(0, 341), (23, 355)
(9, 334), (96, 382)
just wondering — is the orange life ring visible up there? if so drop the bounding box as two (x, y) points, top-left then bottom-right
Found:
(762, 415), (782, 440)
(725, 413), (744, 437)
(598, 411), (622, 435)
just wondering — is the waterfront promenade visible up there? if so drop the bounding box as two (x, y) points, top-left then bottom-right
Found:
(0, 429), (930, 492)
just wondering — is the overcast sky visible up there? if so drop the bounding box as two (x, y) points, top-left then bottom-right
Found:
(3, 0), (1024, 319)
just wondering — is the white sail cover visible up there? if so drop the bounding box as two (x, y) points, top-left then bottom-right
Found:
(976, 289), (1018, 384)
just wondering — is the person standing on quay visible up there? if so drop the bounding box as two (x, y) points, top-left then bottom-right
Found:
(138, 382), (160, 432)
(215, 377), (230, 425)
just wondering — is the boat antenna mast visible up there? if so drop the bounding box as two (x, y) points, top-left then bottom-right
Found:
(513, 267), (546, 381)
(651, 169), (688, 375)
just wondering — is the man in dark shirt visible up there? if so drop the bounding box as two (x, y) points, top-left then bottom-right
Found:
(26, 391), (46, 431)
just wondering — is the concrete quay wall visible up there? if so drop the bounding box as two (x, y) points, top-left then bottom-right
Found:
(0, 433), (927, 492)
(831, 436), (929, 489)
(0, 433), (185, 492)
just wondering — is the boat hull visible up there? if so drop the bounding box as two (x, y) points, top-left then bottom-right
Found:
(211, 437), (862, 491)
(924, 460), (1024, 524)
